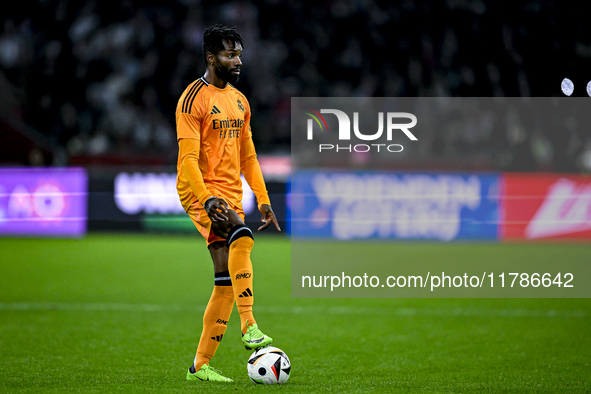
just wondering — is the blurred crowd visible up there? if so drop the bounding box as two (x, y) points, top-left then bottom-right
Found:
(1, 0), (590, 171)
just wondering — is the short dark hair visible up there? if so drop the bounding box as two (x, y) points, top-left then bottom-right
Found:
(202, 24), (244, 65)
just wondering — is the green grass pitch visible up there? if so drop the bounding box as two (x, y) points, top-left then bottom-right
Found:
(0, 234), (590, 393)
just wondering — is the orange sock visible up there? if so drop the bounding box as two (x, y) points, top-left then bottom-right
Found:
(194, 274), (234, 370)
(228, 230), (256, 335)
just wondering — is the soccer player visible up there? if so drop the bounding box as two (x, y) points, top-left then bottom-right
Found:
(176, 24), (281, 383)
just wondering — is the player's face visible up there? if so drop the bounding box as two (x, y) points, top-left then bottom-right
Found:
(214, 39), (243, 84)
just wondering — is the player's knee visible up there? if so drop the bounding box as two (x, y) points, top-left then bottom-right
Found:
(226, 210), (244, 226)
(212, 222), (231, 239)
(211, 210), (244, 239)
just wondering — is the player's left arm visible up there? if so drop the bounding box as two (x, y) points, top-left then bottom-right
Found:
(240, 103), (281, 232)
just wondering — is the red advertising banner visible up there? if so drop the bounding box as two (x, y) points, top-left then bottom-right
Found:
(501, 173), (591, 240)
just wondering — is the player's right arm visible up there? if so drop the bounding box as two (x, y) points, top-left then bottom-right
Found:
(177, 113), (228, 221)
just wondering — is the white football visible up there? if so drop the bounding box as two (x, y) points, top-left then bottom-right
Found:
(247, 346), (291, 384)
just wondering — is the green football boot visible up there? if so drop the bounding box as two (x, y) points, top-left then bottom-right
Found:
(241, 319), (273, 350)
(186, 364), (233, 382)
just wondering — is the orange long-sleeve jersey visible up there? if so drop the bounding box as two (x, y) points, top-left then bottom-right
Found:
(176, 77), (270, 212)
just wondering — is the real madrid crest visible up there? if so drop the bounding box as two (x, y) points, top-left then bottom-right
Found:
(237, 99), (245, 112)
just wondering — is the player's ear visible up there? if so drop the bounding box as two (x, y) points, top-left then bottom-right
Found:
(206, 52), (215, 66)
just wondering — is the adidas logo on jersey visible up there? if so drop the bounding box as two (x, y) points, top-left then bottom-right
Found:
(210, 105), (221, 115)
(211, 334), (224, 342)
(238, 288), (253, 298)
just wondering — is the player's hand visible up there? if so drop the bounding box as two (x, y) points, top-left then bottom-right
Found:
(258, 204), (281, 231)
(204, 197), (229, 222)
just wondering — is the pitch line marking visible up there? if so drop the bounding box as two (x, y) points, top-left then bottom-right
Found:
(0, 302), (587, 318)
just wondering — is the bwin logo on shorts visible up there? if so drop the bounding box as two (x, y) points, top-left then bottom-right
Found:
(236, 272), (252, 280)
